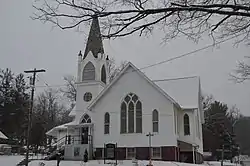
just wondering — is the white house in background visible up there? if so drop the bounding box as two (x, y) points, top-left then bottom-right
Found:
(46, 17), (204, 163)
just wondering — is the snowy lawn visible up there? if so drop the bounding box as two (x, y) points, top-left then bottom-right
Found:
(29, 160), (205, 166)
(0, 156), (238, 166)
(204, 161), (238, 166)
(0, 155), (24, 166)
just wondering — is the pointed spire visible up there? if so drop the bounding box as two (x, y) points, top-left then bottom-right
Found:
(83, 16), (104, 59)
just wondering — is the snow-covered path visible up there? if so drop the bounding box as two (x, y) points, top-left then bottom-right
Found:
(0, 155), (24, 166)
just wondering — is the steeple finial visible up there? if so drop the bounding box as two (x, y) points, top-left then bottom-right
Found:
(78, 50), (82, 56)
(83, 16), (104, 59)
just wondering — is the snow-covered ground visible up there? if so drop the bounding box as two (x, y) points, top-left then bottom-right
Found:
(29, 160), (205, 166)
(0, 155), (24, 166)
(204, 161), (238, 166)
(0, 155), (239, 166)
(29, 160), (240, 166)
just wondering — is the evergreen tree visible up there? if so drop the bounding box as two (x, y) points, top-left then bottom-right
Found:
(0, 69), (30, 145)
(203, 100), (236, 159)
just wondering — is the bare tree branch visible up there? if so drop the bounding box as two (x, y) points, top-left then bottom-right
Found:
(60, 59), (128, 103)
(230, 56), (250, 83)
(60, 75), (77, 103)
(32, 0), (250, 44)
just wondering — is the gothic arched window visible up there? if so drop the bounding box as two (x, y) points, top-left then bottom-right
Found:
(104, 112), (110, 134)
(184, 114), (190, 135)
(121, 102), (127, 133)
(120, 93), (142, 134)
(82, 62), (95, 81)
(81, 114), (91, 123)
(136, 101), (142, 133)
(101, 65), (106, 84)
(152, 109), (159, 133)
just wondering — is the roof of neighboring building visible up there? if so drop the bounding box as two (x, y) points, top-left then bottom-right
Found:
(0, 131), (8, 139)
(154, 76), (200, 109)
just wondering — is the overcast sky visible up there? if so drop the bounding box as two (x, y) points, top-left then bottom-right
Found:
(1, 1), (249, 115)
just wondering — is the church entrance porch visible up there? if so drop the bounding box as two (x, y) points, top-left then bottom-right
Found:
(64, 123), (93, 160)
(178, 140), (203, 164)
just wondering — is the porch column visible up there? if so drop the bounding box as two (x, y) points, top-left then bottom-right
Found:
(192, 145), (195, 164)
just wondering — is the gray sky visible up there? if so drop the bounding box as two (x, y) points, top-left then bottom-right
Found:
(1, 1), (250, 115)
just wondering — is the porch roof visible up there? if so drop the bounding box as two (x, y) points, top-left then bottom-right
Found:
(177, 139), (199, 147)
(46, 121), (94, 136)
(65, 123), (93, 128)
(46, 122), (74, 136)
(0, 131), (8, 140)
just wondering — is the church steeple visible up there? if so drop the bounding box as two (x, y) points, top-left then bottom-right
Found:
(83, 16), (104, 59)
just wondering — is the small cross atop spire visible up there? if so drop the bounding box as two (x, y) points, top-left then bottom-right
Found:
(83, 16), (104, 59)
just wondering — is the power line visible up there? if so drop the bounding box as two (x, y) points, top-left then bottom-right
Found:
(34, 76), (198, 88)
(153, 76), (198, 82)
(134, 32), (244, 72)
(35, 84), (67, 88)
(37, 75), (50, 87)
(34, 32), (244, 89)
(37, 75), (64, 95)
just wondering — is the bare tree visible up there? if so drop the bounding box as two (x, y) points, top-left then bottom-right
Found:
(33, 0), (250, 44)
(108, 58), (128, 82)
(35, 88), (60, 127)
(231, 56), (250, 83)
(61, 59), (128, 102)
(61, 75), (77, 103)
(31, 88), (71, 146)
(202, 94), (214, 111)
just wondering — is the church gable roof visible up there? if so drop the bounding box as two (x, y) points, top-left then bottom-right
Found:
(83, 17), (104, 59)
(154, 76), (200, 109)
(87, 62), (181, 110)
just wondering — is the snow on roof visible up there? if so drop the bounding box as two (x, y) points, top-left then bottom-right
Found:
(46, 122), (74, 136)
(69, 105), (76, 117)
(154, 76), (200, 109)
(0, 131), (8, 139)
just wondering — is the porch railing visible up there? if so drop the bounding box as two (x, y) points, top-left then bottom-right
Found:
(65, 135), (92, 145)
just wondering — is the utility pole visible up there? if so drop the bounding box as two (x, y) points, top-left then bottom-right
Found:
(24, 68), (46, 166)
(221, 145), (224, 166)
(146, 132), (154, 166)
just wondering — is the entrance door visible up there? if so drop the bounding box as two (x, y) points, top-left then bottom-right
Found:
(81, 127), (88, 144)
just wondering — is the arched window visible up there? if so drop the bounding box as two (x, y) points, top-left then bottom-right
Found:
(104, 112), (110, 134)
(120, 93), (142, 134)
(82, 62), (95, 81)
(136, 101), (142, 133)
(101, 65), (106, 84)
(81, 114), (91, 123)
(128, 102), (134, 133)
(120, 102), (127, 133)
(184, 114), (190, 135)
(152, 109), (159, 133)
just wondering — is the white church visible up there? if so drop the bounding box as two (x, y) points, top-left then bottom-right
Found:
(46, 17), (204, 163)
